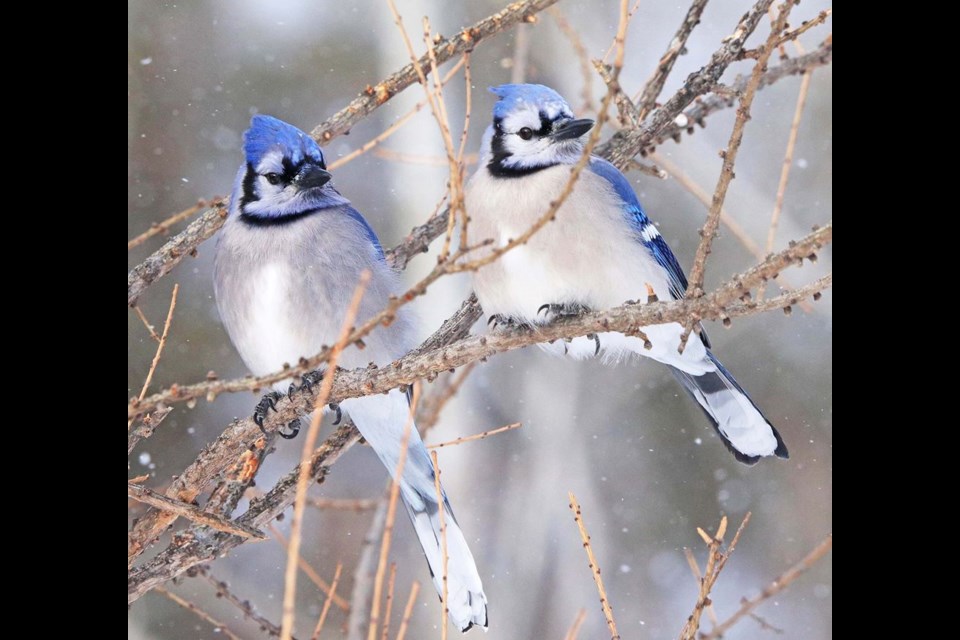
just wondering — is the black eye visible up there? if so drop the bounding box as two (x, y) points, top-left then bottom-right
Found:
(517, 127), (534, 140)
(264, 173), (281, 185)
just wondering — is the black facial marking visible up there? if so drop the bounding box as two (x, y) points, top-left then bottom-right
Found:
(486, 113), (563, 179)
(239, 208), (321, 227)
(239, 162), (258, 208)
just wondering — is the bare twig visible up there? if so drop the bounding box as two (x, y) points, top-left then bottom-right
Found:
(268, 524), (352, 613)
(568, 492), (620, 639)
(678, 514), (751, 640)
(599, 0), (777, 169)
(347, 495), (389, 640)
(281, 272), (371, 640)
(394, 581), (421, 640)
(309, 563), (343, 640)
(328, 58), (467, 172)
(701, 534), (833, 639)
(310, 0), (558, 145)
(128, 198), (219, 251)
(127, 482), (264, 539)
(431, 451), (449, 639)
(380, 563), (398, 640)
(635, 0), (710, 119)
(428, 422), (522, 449)
(193, 565), (287, 638)
(765, 68), (813, 254)
(132, 305), (160, 342)
(308, 497), (380, 512)
(652, 152), (814, 313)
(685, 1), (795, 301)
(131, 283), (178, 411)
(563, 608), (588, 640)
(155, 587), (243, 640)
(741, 9), (832, 59)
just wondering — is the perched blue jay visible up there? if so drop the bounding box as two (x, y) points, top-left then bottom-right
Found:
(465, 85), (788, 464)
(214, 115), (487, 631)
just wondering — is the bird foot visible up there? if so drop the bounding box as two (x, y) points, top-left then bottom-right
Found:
(278, 418), (301, 439)
(253, 391), (283, 434)
(537, 302), (591, 322)
(487, 314), (521, 331)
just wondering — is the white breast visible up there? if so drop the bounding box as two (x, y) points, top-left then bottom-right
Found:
(466, 164), (671, 320)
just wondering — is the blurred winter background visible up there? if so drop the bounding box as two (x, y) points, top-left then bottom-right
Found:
(128, 0), (832, 638)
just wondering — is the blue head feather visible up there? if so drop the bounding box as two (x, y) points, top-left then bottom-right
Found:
(490, 84), (572, 120)
(243, 115), (326, 168)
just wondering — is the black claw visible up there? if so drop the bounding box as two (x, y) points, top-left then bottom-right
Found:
(278, 418), (301, 439)
(299, 370), (324, 393)
(329, 403), (342, 425)
(488, 314), (516, 330)
(537, 302), (591, 321)
(537, 303), (551, 316)
(587, 333), (601, 356)
(253, 391), (283, 433)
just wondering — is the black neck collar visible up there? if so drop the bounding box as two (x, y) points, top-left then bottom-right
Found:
(239, 208), (321, 227)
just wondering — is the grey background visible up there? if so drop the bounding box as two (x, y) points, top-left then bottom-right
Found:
(128, 1), (832, 638)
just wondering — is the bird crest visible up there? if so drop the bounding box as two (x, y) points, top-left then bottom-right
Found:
(243, 114), (325, 168)
(490, 83), (572, 121)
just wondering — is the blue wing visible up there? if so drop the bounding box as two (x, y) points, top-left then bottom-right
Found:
(342, 205), (385, 260)
(587, 158), (688, 301)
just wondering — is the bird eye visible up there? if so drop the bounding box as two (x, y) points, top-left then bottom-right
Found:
(264, 172), (281, 185)
(517, 127), (534, 140)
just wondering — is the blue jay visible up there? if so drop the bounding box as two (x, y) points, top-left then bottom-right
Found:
(465, 85), (788, 464)
(214, 115), (487, 631)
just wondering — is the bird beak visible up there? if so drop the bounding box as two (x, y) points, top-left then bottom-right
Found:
(296, 165), (333, 190)
(549, 118), (595, 141)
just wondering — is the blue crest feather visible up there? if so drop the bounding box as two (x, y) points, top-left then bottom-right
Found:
(243, 115), (325, 167)
(489, 84), (572, 120)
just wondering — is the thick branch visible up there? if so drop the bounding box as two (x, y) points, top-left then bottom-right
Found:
(131, 223), (829, 418)
(598, 0), (776, 168)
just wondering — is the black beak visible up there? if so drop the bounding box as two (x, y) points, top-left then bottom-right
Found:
(550, 118), (594, 141)
(296, 165), (333, 190)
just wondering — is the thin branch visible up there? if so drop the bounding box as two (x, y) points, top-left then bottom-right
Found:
(765, 68), (813, 254)
(685, 1), (795, 301)
(741, 9), (832, 60)
(128, 198), (219, 251)
(380, 563), (398, 640)
(635, 0), (710, 119)
(417, 362), (478, 433)
(647, 41), (832, 155)
(127, 482), (265, 539)
(155, 587), (244, 640)
(128, 204), (226, 306)
(309, 563), (343, 640)
(308, 497), (380, 512)
(431, 451), (449, 640)
(132, 305), (160, 342)
(427, 422), (522, 449)
(598, 0), (777, 169)
(328, 59), (466, 172)
(701, 534), (833, 639)
(651, 152), (814, 313)
(563, 608), (588, 640)
(281, 273), (371, 640)
(394, 581), (421, 640)
(309, 0), (558, 145)
(193, 565), (287, 638)
(678, 514), (751, 640)
(568, 492), (620, 640)
(131, 283), (178, 411)
(267, 525), (352, 613)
